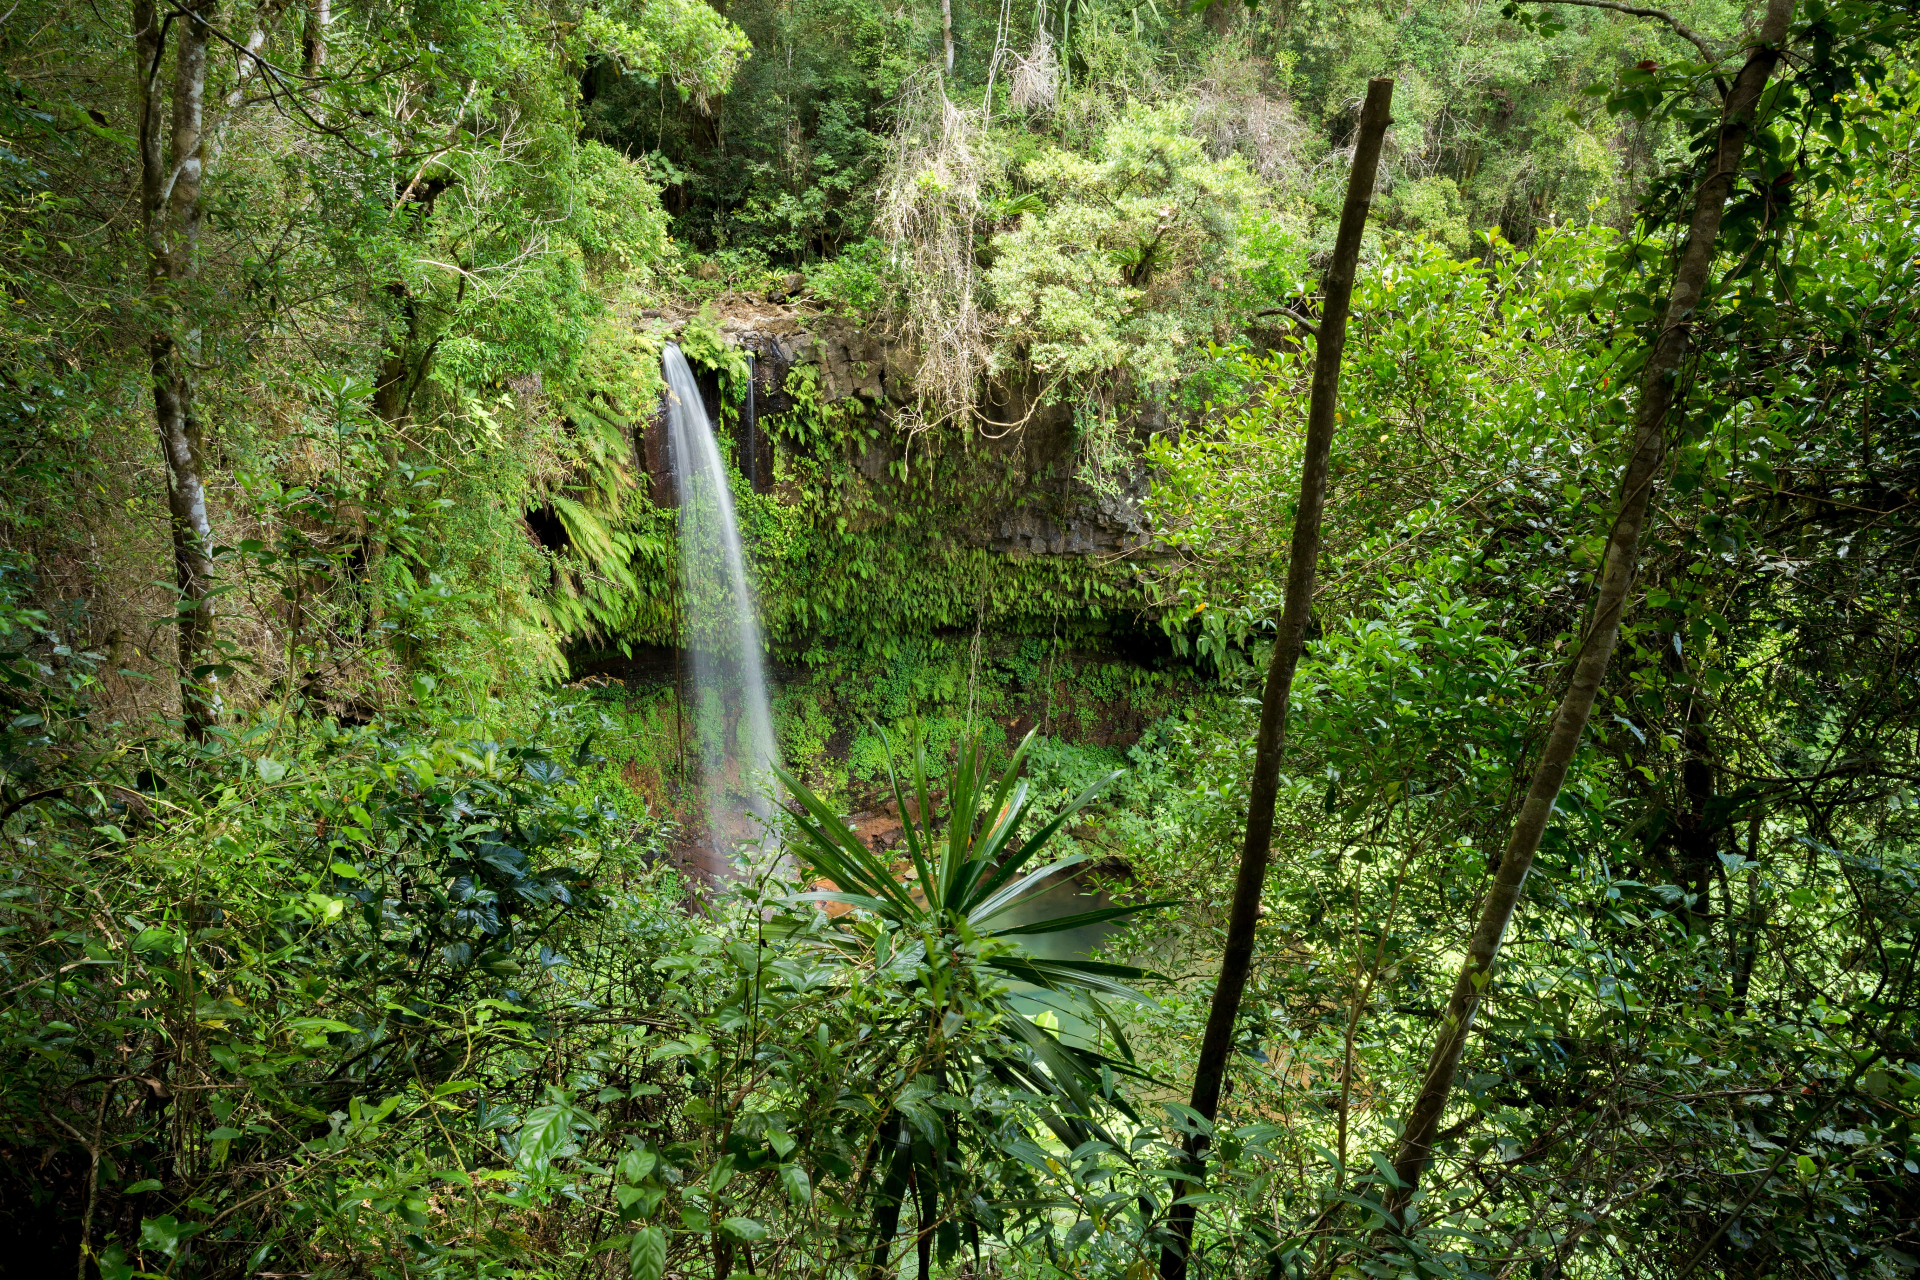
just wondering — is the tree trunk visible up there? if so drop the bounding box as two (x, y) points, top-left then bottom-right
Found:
(867, 1119), (909, 1280)
(136, 0), (219, 741)
(1675, 694), (1720, 935)
(913, 1166), (936, 1280)
(372, 289), (416, 426)
(941, 0), (955, 73)
(1729, 817), (1763, 1016)
(361, 175), (453, 644)
(374, 176), (454, 426)
(1383, 0), (1796, 1216)
(301, 0), (328, 74)
(1158, 76), (1394, 1280)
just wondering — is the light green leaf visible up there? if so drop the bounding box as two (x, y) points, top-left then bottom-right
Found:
(629, 1224), (667, 1280)
(138, 1214), (205, 1257)
(518, 1104), (573, 1169)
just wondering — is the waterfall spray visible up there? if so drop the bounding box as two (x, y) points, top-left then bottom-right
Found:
(662, 343), (781, 868)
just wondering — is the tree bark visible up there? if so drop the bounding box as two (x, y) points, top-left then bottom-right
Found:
(301, 0), (328, 74)
(867, 1119), (909, 1280)
(913, 1166), (936, 1280)
(1383, 0), (1795, 1216)
(136, 0), (220, 741)
(1729, 816), (1763, 1016)
(372, 289), (418, 426)
(1674, 692), (1720, 935)
(941, 0), (955, 73)
(1158, 76), (1394, 1280)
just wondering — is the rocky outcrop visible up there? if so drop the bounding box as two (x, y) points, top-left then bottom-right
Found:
(638, 300), (1156, 559)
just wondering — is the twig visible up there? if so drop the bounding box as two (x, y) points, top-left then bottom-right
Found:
(75, 1082), (117, 1280)
(1253, 306), (1320, 339)
(0, 780), (180, 827)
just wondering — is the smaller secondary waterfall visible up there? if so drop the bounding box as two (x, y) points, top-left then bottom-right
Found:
(663, 344), (781, 866)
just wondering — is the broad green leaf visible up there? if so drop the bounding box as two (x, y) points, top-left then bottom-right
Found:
(138, 1214), (205, 1257)
(518, 1104), (573, 1169)
(629, 1225), (667, 1280)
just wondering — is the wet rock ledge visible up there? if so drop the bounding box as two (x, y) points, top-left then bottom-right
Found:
(633, 299), (1155, 561)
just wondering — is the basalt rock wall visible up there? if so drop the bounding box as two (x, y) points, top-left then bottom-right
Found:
(637, 301), (1155, 560)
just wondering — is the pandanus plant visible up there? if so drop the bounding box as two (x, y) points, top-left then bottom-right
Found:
(771, 729), (1169, 1280)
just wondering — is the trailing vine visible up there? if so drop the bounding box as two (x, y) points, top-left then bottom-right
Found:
(745, 373), (1149, 662)
(544, 332), (1152, 664)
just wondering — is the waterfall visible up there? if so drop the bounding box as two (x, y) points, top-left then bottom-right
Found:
(662, 343), (781, 864)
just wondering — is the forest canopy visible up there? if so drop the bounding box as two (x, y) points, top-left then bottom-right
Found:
(2, 0), (1918, 1276)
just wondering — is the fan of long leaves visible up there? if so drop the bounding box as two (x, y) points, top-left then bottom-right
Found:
(771, 728), (1169, 1277)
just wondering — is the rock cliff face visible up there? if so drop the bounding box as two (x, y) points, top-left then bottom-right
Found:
(637, 301), (1155, 559)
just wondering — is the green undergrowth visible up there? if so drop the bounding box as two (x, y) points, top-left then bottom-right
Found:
(572, 635), (1220, 824)
(773, 637), (1210, 807)
(0, 682), (1192, 1278)
(533, 332), (1153, 664)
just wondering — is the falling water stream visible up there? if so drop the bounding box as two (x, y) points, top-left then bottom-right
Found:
(663, 343), (781, 873)
(661, 345), (1121, 1016)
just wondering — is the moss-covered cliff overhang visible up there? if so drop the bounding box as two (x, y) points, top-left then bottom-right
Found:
(555, 299), (1169, 666)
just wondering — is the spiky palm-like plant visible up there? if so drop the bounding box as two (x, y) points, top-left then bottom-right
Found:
(772, 728), (1168, 1280)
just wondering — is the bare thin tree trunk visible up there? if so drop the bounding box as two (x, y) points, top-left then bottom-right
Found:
(136, 0), (219, 740)
(867, 1119), (909, 1280)
(1158, 76), (1395, 1280)
(941, 0), (955, 73)
(914, 1166), (936, 1280)
(1383, 0), (1795, 1215)
(1730, 818), (1763, 1015)
(73, 1084), (116, 1280)
(301, 0), (328, 74)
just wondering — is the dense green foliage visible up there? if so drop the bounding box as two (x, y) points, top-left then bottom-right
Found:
(4, 0), (1920, 1275)
(585, 0), (1757, 263)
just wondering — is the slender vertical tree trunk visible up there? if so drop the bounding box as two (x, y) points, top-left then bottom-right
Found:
(136, 0), (219, 741)
(373, 290), (417, 426)
(1383, 0), (1796, 1216)
(374, 176), (455, 428)
(941, 0), (956, 73)
(73, 1084), (115, 1280)
(1158, 77), (1394, 1280)
(1059, 0), (1069, 90)
(301, 0), (328, 74)
(1730, 891), (1763, 1017)
(868, 1120), (909, 1280)
(1727, 815), (1763, 1018)
(913, 1168), (936, 1280)
(1675, 695), (1721, 935)
(362, 172), (455, 642)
